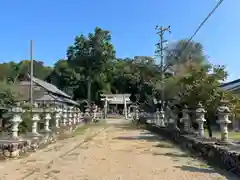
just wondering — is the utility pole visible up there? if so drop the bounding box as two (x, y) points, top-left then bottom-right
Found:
(29, 40), (33, 106)
(155, 25), (171, 111)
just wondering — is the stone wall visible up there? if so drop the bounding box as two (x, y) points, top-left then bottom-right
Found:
(146, 124), (240, 177)
(0, 122), (84, 159)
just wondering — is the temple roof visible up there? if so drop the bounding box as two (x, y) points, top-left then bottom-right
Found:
(28, 75), (71, 98)
(220, 79), (240, 91)
(19, 75), (78, 106)
(35, 93), (79, 106)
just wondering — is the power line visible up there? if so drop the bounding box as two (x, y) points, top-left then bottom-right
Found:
(155, 26), (171, 111)
(182, 0), (224, 52)
(30, 40), (33, 106)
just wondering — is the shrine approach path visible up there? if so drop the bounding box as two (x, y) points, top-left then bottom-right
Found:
(0, 118), (238, 180)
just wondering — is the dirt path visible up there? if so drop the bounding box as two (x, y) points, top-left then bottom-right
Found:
(0, 121), (238, 180)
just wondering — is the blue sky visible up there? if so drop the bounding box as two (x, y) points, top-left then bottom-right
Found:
(0, 0), (239, 81)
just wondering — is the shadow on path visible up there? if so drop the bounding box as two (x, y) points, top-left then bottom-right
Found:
(112, 123), (239, 179)
(174, 165), (215, 173)
(113, 134), (165, 142)
(113, 123), (145, 131)
(174, 165), (238, 179)
(154, 142), (174, 148)
(152, 152), (189, 158)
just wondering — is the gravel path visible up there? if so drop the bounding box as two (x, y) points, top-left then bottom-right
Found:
(0, 121), (238, 180)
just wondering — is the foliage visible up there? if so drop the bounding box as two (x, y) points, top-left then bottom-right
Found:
(0, 82), (21, 107)
(19, 112), (32, 133)
(0, 60), (52, 83)
(66, 27), (116, 102)
(0, 27), (238, 131)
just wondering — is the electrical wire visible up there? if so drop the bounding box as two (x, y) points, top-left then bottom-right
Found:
(181, 0), (224, 52)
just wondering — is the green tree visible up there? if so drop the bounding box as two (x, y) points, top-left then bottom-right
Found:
(2, 60), (53, 83)
(164, 40), (207, 75)
(46, 59), (79, 97)
(67, 27), (116, 102)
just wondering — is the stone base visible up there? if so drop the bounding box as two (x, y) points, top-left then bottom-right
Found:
(0, 139), (29, 158)
(0, 121), (86, 160)
(215, 140), (233, 146)
(26, 132), (43, 140)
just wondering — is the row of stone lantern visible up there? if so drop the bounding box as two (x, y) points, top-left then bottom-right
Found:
(148, 100), (231, 143)
(9, 103), (83, 139)
(180, 100), (231, 142)
(155, 108), (165, 127)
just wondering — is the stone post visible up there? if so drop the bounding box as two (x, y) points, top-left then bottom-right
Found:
(10, 103), (23, 139)
(181, 105), (190, 132)
(75, 108), (79, 124)
(68, 107), (73, 126)
(62, 107), (68, 126)
(156, 108), (160, 126)
(44, 105), (51, 133)
(84, 108), (90, 116)
(97, 107), (101, 120)
(123, 95), (128, 119)
(128, 106), (131, 116)
(93, 105), (97, 121)
(217, 100), (231, 142)
(135, 108), (139, 121)
(81, 111), (84, 122)
(76, 108), (79, 124)
(73, 108), (77, 125)
(77, 108), (82, 123)
(104, 97), (107, 119)
(55, 106), (61, 128)
(195, 102), (206, 137)
(31, 103), (41, 136)
(159, 109), (165, 127)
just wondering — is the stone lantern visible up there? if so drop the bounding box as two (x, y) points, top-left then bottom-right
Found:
(104, 97), (108, 119)
(84, 107), (90, 117)
(43, 104), (51, 133)
(217, 99), (231, 142)
(73, 107), (77, 125)
(10, 103), (24, 139)
(62, 106), (68, 126)
(159, 109), (165, 127)
(181, 105), (190, 132)
(195, 102), (206, 137)
(31, 103), (42, 137)
(68, 106), (73, 126)
(135, 108), (139, 121)
(54, 105), (61, 128)
(156, 108), (160, 126)
(76, 108), (80, 123)
(92, 104), (97, 121)
(97, 107), (102, 120)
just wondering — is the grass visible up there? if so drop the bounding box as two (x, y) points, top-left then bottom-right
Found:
(58, 121), (106, 140)
(154, 141), (174, 148)
(72, 124), (91, 136)
(72, 121), (108, 136)
(199, 163), (210, 168)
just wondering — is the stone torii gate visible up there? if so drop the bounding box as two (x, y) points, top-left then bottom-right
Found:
(100, 94), (131, 119)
